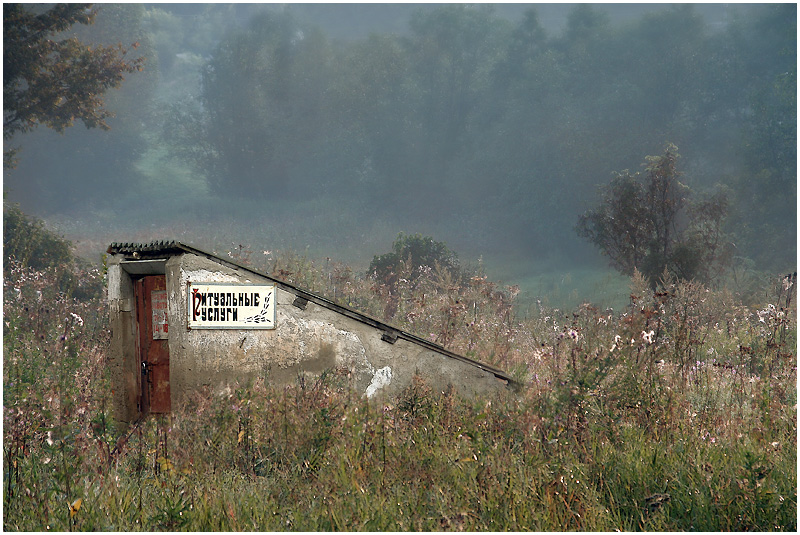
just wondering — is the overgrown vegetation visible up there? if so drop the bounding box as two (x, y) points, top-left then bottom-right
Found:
(4, 216), (796, 531)
(369, 233), (461, 286)
(3, 202), (103, 300)
(3, 202), (73, 270)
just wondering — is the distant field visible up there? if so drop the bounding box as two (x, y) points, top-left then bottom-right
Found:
(480, 256), (631, 313)
(51, 198), (631, 318)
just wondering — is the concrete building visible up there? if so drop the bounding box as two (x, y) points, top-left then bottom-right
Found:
(106, 241), (520, 423)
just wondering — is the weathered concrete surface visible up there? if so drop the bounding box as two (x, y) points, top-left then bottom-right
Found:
(106, 257), (142, 424)
(107, 244), (516, 424)
(167, 253), (508, 403)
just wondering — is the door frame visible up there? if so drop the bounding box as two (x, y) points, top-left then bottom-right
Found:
(114, 259), (169, 420)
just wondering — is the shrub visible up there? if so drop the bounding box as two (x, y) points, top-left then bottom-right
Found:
(3, 202), (72, 271)
(369, 232), (461, 287)
(2, 202), (103, 300)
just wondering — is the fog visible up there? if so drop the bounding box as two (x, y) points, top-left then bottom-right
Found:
(4, 3), (796, 310)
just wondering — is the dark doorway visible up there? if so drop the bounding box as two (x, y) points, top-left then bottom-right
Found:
(134, 275), (171, 414)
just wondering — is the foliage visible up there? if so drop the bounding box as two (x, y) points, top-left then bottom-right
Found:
(193, 10), (334, 197)
(577, 144), (732, 286)
(4, 4), (792, 278)
(3, 3), (144, 167)
(2, 4), (155, 214)
(3, 202), (72, 270)
(366, 233), (467, 322)
(3, 202), (103, 301)
(728, 4), (797, 270)
(3, 258), (110, 531)
(369, 233), (460, 286)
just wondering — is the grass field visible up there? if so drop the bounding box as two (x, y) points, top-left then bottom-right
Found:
(3, 235), (797, 531)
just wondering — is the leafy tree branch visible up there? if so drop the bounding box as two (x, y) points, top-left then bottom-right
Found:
(3, 3), (144, 166)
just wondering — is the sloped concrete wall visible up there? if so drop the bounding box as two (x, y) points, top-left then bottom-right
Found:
(166, 253), (510, 403)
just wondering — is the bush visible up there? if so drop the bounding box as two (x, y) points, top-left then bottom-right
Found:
(3, 202), (72, 270)
(369, 232), (461, 287)
(3, 203), (103, 300)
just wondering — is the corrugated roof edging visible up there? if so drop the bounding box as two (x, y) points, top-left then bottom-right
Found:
(107, 240), (523, 390)
(108, 241), (189, 257)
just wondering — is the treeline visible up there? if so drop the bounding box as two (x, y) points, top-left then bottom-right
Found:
(165, 4), (795, 268)
(7, 4), (795, 272)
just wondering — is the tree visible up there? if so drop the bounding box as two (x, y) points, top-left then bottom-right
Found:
(401, 5), (505, 207)
(729, 5), (797, 269)
(577, 144), (732, 286)
(3, 3), (144, 166)
(196, 10), (335, 197)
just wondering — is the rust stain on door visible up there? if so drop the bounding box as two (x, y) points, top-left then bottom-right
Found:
(135, 275), (171, 414)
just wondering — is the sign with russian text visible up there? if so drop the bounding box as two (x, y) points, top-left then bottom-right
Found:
(188, 283), (276, 329)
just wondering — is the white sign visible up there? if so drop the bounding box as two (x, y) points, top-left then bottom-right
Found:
(188, 283), (276, 329)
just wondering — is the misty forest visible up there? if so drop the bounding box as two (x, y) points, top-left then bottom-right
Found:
(5, 2), (796, 306)
(3, 3), (797, 531)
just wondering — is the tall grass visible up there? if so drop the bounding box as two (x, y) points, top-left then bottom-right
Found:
(3, 246), (796, 531)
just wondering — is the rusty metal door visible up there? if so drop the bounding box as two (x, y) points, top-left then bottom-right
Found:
(135, 275), (171, 414)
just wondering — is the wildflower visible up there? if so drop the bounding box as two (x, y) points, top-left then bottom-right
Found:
(70, 313), (84, 326)
(757, 303), (777, 323)
(782, 276), (793, 291)
(568, 329), (579, 342)
(641, 330), (655, 344)
(69, 498), (82, 518)
(610, 334), (622, 352)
